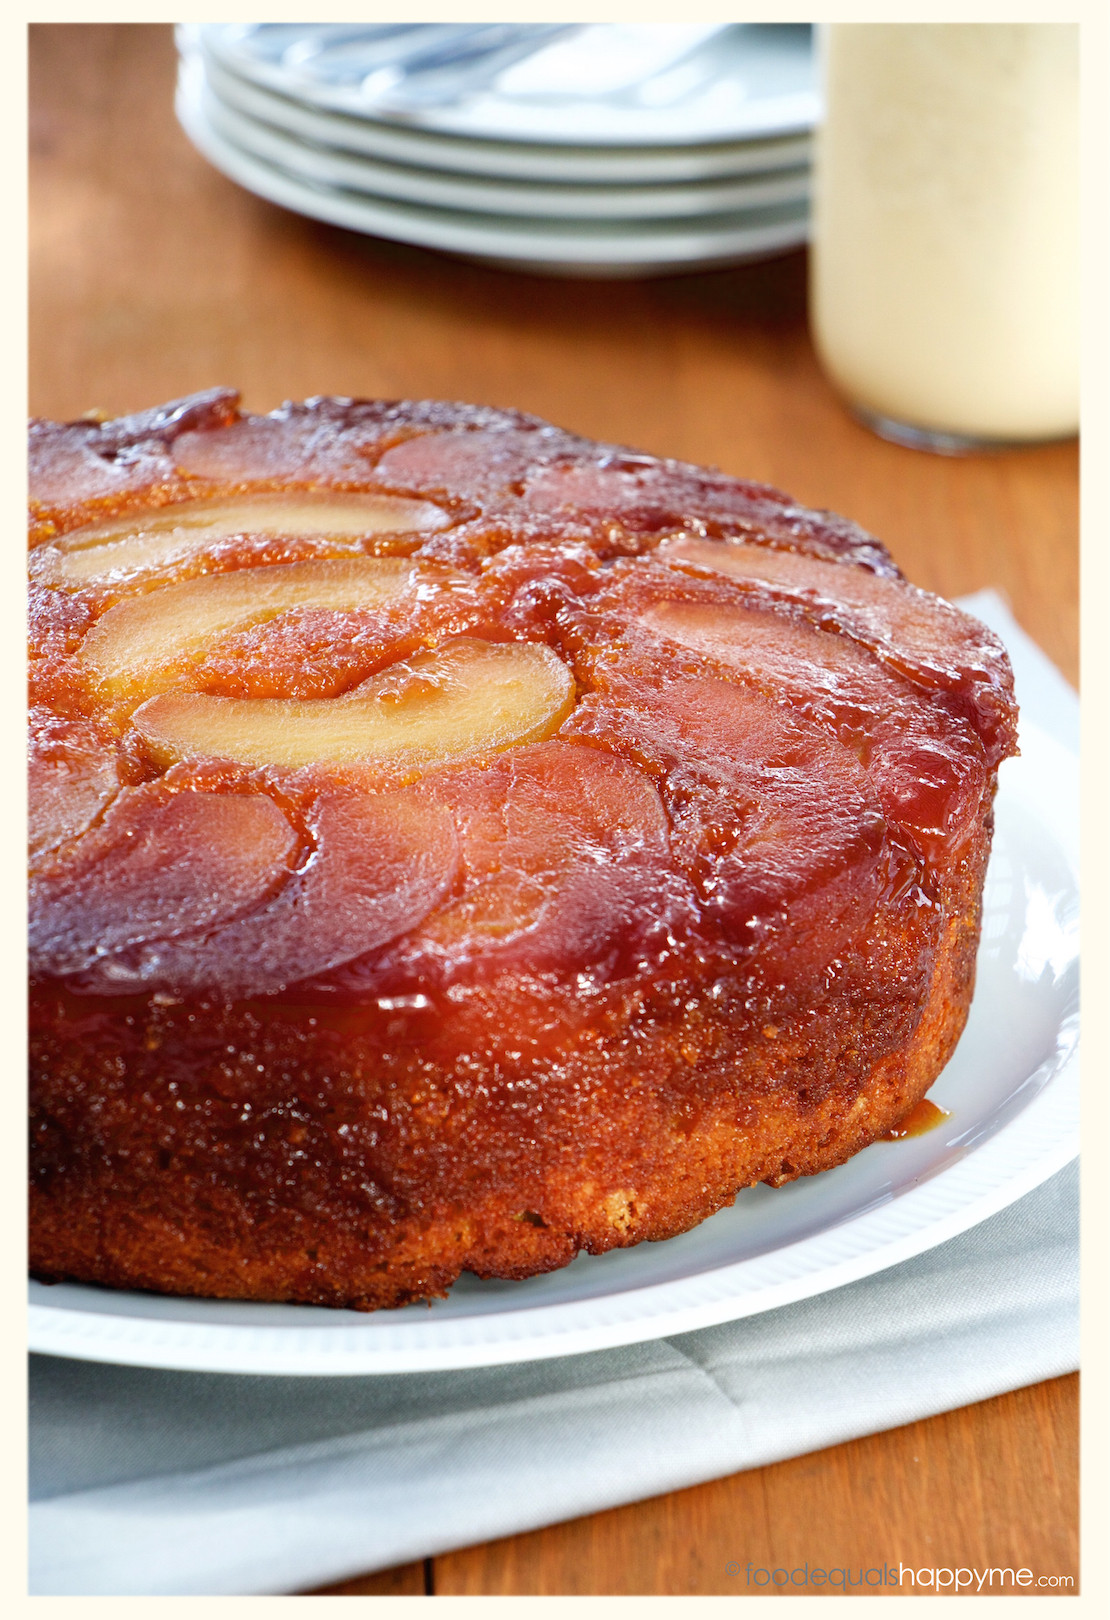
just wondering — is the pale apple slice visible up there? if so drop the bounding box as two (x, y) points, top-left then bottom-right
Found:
(132, 637), (576, 775)
(79, 556), (420, 704)
(32, 492), (449, 587)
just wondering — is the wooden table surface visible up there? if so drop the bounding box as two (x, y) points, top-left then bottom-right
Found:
(30, 25), (1079, 1597)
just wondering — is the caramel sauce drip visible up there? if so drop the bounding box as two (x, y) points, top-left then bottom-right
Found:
(883, 1098), (951, 1140)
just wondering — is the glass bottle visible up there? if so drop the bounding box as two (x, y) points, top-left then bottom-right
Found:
(810, 24), (1078, 450)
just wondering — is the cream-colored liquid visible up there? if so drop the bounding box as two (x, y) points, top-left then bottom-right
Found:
(811, 25), (1078, 443)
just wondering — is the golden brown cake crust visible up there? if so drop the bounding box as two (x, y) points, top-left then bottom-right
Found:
(29, 392), (1017, 1310)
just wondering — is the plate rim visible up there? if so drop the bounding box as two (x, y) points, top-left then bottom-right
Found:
(194, 48), (816, 184)
(192, 22), (819, 150)
(175, 82), (810, 272)
(196, 78), (812, 222)
(29, 722), (1079, 1378)
(29, 1102), (1078, 1377)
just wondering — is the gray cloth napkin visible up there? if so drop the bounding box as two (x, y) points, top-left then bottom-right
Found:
(29, 593), (1079, 1597)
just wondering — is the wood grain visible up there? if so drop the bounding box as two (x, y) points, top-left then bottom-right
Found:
(30, 24), (1080, 1599)
(312, 1562), (428, 1598)
(431, 1376), (1078, 1596)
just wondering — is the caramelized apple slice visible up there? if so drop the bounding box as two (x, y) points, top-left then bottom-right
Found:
(33, 492), (448, 587)
(29, 783), (298, 978)
(640, 599), (984, 862)
(82, 788), (461, 997)
(29, 713), (120, 863)
(568, 666), (888, 981)
(654, 535), (1016, 761)
(132, 638), (575, 774)
(80, 557), (418, 703)
(416, 741), (690, 974)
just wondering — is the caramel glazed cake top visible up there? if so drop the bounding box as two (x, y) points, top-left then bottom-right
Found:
(29, 387), (1017, 1015)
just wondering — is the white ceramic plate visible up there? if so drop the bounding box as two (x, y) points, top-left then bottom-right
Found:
(29, 720), (1079, 1377)
(176, 74), (809, 277)
(193, 47), (814, 187)
(194, 23), (817, 147)
(196, 78), (810, 222)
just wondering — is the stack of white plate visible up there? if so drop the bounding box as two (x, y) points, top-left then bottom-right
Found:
(176, 24), (818, 278)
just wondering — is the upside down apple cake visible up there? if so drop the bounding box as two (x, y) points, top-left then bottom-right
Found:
(28, 389), (1018, 1309)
